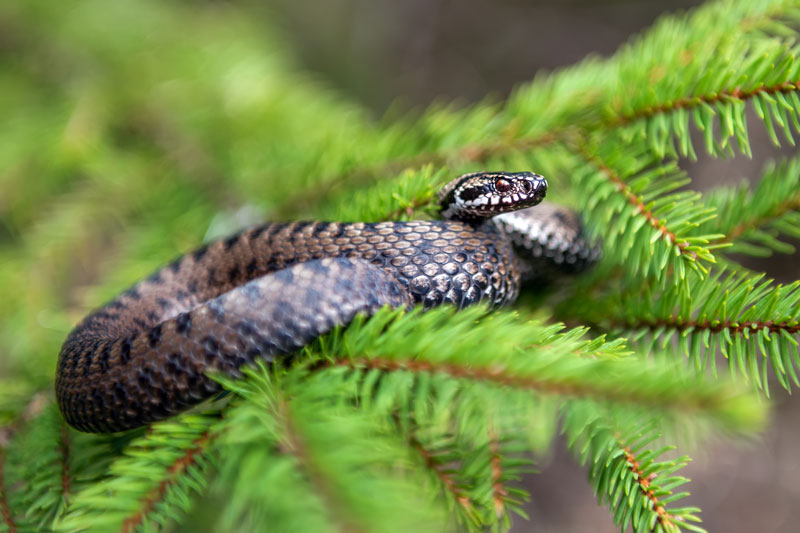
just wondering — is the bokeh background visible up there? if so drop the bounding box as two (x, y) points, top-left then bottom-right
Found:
(2, 1), (798, 531)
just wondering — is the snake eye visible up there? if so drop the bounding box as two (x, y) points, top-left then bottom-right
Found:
(494, 178), (512, 193)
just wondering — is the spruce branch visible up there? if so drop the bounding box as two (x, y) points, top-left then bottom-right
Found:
(119, 431), (212, 533)
(327, 166), (444, 223)
(320, 355), (759, 431)
(564, 403), (704, 533)
(612, 81), (800, 128)
(703, 157), (800, 256)
(609, 19), (800, 158)
(283, 129), (565, 217)
(487, 424), (507, 520)
(3, 405), (71, 530)
(459, 432), (532, 529)
(393, 387), (536, 530)
(54, 414), (216, 533)
(406, 432), (477, 520)
(0, 452), (17, 533)
(562, 139), (723, 282)
(276, 394), (365, 533)
(575, 145), (703, 267)
(399, 415), (532, 530)
(58, 425), (71, 506)
(307, 307), (765, 432)
(591, 267), (800, 393)
(213, 364), (448, 533)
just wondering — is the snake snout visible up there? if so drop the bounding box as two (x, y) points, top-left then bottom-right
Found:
(522, 173), (547, 206)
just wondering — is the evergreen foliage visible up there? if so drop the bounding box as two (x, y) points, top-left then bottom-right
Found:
(1, 0), (799, 531)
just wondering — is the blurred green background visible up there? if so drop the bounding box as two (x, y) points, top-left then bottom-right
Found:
(1, 1), (797, 531)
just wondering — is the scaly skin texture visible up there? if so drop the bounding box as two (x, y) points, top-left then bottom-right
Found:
(56, 220), (520, 432)
(56, 172), (595, 433)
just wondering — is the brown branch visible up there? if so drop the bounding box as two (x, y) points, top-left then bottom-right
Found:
(408, 436), (474, 514)
(617, 316), (800, 335)
(278, 398), (364, 533)
(613, 80), (800, 127)
(487, 425), (507, 518)
(621, 445), (674, 529)
(317, 357), (712, 411)
(575, 145), (695, 258)
(58, 424), (71, 505)
(723, 194), (800, 243)
(121, 431), (212, 533)
(0, 453), (16, 533)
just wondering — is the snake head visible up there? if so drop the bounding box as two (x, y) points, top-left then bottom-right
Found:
(438, 171), (547, 221)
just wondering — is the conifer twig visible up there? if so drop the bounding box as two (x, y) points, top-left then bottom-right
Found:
(574, 144), (695, 259)
(613, 81), (800, 126)
(620, 442), (675, 529)
(614, 317), (800, 335)
(278, 398), (365, 533)
(120, 430), (212, 533)
(0, 453), (16, 533)
(487, 425), (507, 518)
(723, 194), (800, 243)
(58, 424), (70, 505)
(408, 435), (474, 514)
(321, 357), (715, 412)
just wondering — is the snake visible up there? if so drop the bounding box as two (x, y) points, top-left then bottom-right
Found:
(56, 172), (598, 433)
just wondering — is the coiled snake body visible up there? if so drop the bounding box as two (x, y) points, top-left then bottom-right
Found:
(56, 172), (597, 433)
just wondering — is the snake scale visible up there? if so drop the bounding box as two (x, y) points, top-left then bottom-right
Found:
(56, 172), (597, 433)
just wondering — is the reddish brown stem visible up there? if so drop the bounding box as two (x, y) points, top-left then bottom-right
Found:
(121, 431), (211, 533)
(0, 454), (17, 533)
(620, 317), (800, 335)
(487, 426), (507, 518)
(723, 195), (800, 243)
(614, 81), (800, 126)
(575, 145), (695, 258)
(318, 356), (712, 411)
(58, 424), (71, 505)
(621, 445), (674, 529)
(409, 436), (474, 514)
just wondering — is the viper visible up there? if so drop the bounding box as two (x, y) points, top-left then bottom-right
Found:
(56, 172), (598, 433)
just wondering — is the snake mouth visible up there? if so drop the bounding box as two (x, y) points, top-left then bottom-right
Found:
(512, 173), (547, 209)
(529, 176), (547, 201)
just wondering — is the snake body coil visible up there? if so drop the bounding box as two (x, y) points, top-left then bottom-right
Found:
(56, 172), (596, 432)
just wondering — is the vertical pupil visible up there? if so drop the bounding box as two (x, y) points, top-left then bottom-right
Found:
(495, 179), (511, 192)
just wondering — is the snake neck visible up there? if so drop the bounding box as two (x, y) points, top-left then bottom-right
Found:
(492, 206), (600, 281)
